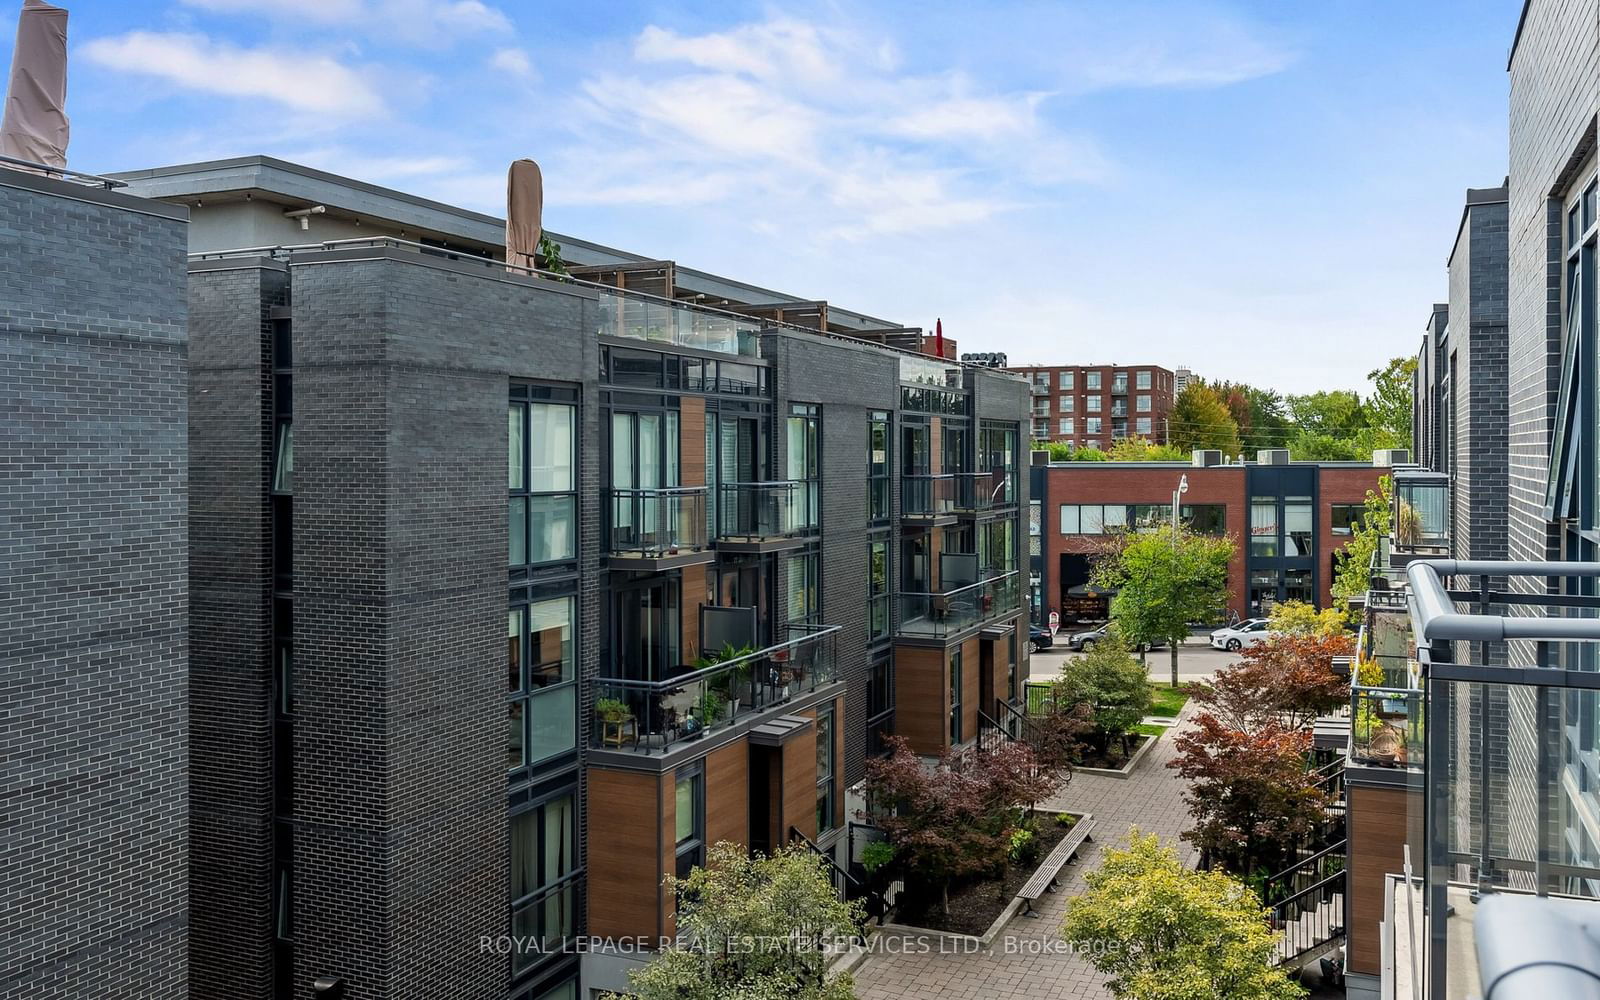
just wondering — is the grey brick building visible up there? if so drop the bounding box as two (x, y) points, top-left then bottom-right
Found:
(115, 158), (1030, 1000)
(0, 165), (189, 998)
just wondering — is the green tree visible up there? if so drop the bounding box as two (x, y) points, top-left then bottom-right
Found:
(1169, 383), (1243, 455)
(1094, 525), (1235, 687)
(1331, 475), (1393, 616)
(1052, 628), (1153, 756)
(1365, 356), (1417, 450)
(610, 842), (862, 1000)
(1062, 830), (1304, 1000)
(1108, 437), (1188, 462)
(1284, 389), (1367, 440)
(1266, 600), (1348, 638)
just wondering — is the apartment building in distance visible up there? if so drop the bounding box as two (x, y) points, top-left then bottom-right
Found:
(1, 166), (189, 997)
(1007, 362), (1177, 447)
(108, 155), (1031, 1000)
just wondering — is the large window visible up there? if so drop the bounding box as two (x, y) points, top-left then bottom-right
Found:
(1085, 417), (1102, 435)
(510, 793), (577, 973)
(1059, 417), (1074, 436)
(1086, 395), (1102, 412)
(1061, 503), (1226, 536)
(1136, 394), (1151, 412)
(1330, 504), (1365, 535)
(786, 550), (819, 625)
(675, 766), (705, 880)
(1058, 371), (1075, 390)
(1284, 498), (1313, 557)
(1136, 417), (1152, 436)
(511, 387), (578, 569)
(867, 658), (894, 757)
(786, 403), (820, 531)
(1250, 498), (1279, 557)
(1136, 371), (1152, 390)
(610, 407), (680, 543)
(869, 411), (890, 522)
(816, 706), (836, 833)
(980, 422), (1018, 505)
(949, 647), (963, 744)
(508, 596), (576, 769)
(1059, 396), (1075, 412)
(868, 539), (889, 642)
(1085, 372), (1101, 390)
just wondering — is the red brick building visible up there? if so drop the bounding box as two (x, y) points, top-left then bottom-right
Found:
(1007, 363), (1177, 448)
(1029, 454), (1390, 623)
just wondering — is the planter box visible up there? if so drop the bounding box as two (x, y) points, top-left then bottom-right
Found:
(1075, 733), (1159, 779)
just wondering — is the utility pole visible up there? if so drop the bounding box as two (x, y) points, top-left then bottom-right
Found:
(1170, 474), (1188, 688)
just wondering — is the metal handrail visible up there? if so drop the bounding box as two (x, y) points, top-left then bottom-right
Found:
(1408, 559), (1600, 643)
(0, 154), (126, 189)
(600, 624), (841, 693)
(899, 569), (1019, 602)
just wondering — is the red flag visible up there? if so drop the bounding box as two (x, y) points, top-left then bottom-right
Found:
(934, 318), (945, 358)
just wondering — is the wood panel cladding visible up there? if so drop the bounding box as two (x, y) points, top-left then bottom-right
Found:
(894, 644), (948, 756)
(1347, 782), (1421, 975)
(960, 634), (980, 744)
(680, 397), (706, 488)
(705, 737), (749, 849)
(782, 720), (819, 843)
(587, 767), (665, 941)
(681, 563), (708, 663)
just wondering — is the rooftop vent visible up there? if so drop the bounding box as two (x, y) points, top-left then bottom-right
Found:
(1372, 448), (1410, 467)
(1256, 449), (1291, 466)
(1031, 449), (1050, 467)
(1191, 450), (1223, 468)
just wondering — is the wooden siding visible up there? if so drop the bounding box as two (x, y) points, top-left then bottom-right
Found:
(586, 767), (664, 941)
(894, 643), (947, 755)
(705, 737), (749, 849)
(1347, 782), (1420, 975)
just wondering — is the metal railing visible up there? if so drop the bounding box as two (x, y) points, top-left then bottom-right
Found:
(1269, 869), (1346, 966)
(592, 624), (839, 754)
(1351, 687), (1425, 768)
(0, 154), (127, 189)
(716, 480), (814, 540)
(901, 474), (956, 517)
(896, 571), (1021, 640)
(595, 286), (762, 357)
(608, 487), (708, 557)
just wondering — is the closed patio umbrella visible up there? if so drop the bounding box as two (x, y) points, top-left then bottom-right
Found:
(0, 0), (70, 170)
(505, 158), (542, 274)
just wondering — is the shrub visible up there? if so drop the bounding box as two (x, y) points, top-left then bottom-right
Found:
(1052, 629), (1153, 753)
(1191, 632), (1353, 733)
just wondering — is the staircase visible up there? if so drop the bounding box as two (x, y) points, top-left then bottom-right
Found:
(1261, 758), (1348, 968)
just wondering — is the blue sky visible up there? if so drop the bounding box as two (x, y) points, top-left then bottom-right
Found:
(19, 0), (1517, 392)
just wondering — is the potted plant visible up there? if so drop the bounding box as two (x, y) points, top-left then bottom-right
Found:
(595, 697), (631, 723)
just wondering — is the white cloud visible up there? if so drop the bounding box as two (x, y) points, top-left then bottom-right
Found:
(1061, 9), (1295, 90)
(634, 18), (839, 87)
(178, 0), (512, 45)
(489, 47), (533, 77)
(80, 31), (386, 118)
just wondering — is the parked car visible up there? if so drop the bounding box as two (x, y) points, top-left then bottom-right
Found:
(1068, 625), (1166, 653)
(1209, 618), (1274, 652)
(1028, 624), (1054, 651)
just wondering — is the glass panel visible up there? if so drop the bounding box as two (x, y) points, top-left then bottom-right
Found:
(508, 609), (524, 693)
(544, 793), (575, 880)
(1060, 505), (1080, 534)
(1082, 506), (1104, 534)
(511, 809), (539, 899)
(675, 774), (698, 845)
(666, 411), (680, 486)
(274, 423), (294, 493)
(530, 403), (573, 492)
(1102, 505), (1126, 530)
(1250, 501), (1278, 557)
(508, 700), (525, 770)
(508, 405), (524, 490)
(526, 685), (575, 763)
(1283, 500), (1313, 556)
(509, 497), (528, 565)
(640, 414), (661, 490)
(527, 597), (573, 687)
(529, 496), (575, 563)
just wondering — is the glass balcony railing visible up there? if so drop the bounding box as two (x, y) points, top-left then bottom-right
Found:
(1393, 470), (1450, 552)
(902, 474), (957, 517)
(595, 286), (762, 357)
(897, 571), (1021, 639)
(608, 487), (709, 558)
(591, 624), (840, 754)
(1351, 686), (1425, 767)
(716, 480), (816, 541)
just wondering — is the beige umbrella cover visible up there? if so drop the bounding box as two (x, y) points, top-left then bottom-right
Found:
(1, 0), (70, 170)
(506, 158), (543, 274)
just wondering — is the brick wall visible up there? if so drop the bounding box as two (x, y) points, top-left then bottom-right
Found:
(0, 168), (189, 999)
(1449, 196), (1511, 568)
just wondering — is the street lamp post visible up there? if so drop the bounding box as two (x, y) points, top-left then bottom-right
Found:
(1169, 474), (1189, 688)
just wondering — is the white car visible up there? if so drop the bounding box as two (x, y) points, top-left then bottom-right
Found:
(1210, 618), (1273, 652)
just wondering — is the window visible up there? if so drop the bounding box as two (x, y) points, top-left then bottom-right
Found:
(980, 422), (1019, 505)
(674, 766), (705, 880)
(786, 403), (820, 531)
(1129, 504), (1173, 532)
(1059, 396), (1074, 412)
(1085, 417), (1102, 435)
(1136, 371), (1152, 390)
(511, 389), (578, 568)
(816, 706), (836, 833)
(611, 408), (680, 547)
(868, 539), (889, 642)
(510, 793), (577, 972)
(1183, 504), (1227, 535)
(949, 647), (963, 744)
(273, 422), (294, 494)
(1136, 394), (1151, 412)
(867, 658), (894, 757)
(1284, 569), (1314, 604)
(508, 595), (576, 769)
(869, 411), (890, 522)
(1284, 498), (1313, 557)
(786, 550), (819, 625)
(1058, 371), (1075, 390)
(1086, 395), (1102, 412)
(1330, 504), (1365, 535)
(1250, 499), (1279, 557)
(1059, 504), (1080, 534)
(1085, 372), (1101, 390)
(1136, 417), (1152, 436)
(1059, 417), (1074, 436)
(1005, 632), (1018, 703)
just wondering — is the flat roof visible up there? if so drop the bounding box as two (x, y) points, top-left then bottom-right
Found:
(107, 155), (902, 333)
(1042, 460), (1385, 469)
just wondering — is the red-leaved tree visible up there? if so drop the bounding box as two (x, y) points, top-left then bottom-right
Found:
(1169, 716), (1329, 878)
(1189, 632), (1353, 734)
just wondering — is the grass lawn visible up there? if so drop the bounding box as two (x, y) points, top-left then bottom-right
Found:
(1132, 723), (1166, 738)
(1149, 683), (1190, 718)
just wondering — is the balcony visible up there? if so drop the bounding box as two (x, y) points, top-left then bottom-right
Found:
(897, 570), (1021, 641)
(1110, 378), (1128, 395)
(607, 487), (712, 570)
(1393, 469), (1450, 556)
(1030, 383), (1049, 395)
(1349, 605), (1424, 768)
(591, 624), (841, 757)
(901, 474), (958, 522)
(716, 480), (817, 552)
(595, 285), (762, 357)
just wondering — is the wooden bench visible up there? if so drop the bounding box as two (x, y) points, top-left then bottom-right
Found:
(1019, 815), (1094, 917)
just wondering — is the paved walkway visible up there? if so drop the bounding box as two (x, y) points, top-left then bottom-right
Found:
(854, 707), (1198, 1000)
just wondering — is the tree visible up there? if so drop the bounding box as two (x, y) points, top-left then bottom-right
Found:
(1284, 390), (1367, 440)
(1093, 525), (1235, 686)
(1062, 830), (1305, 1000)
(1365, 356), (1417, 450)
(1266, 599), (1347, 638)
(1108, 437), (1188, 462)
(611, 842), (862, 1000)
(1051, 629), (1152, 756)
(1168, 383), (1242, 455)
(1331, 475), (1393, 616)
(1169, 717), (1329, 877)
(1189, 632), (1354, 734)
